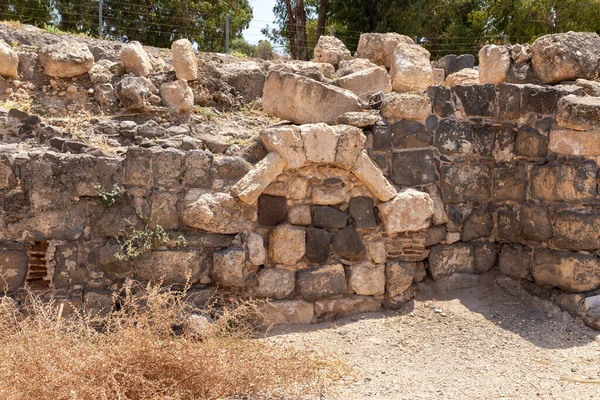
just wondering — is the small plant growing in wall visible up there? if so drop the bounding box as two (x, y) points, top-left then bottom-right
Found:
(98, 184), (124, 208)
(115, 225), (187, 260)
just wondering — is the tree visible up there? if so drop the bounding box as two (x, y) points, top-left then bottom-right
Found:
(294, 0), (309, 60)
(315, 0), (327, 45)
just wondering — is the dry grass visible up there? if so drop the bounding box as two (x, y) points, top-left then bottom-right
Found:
(0, 284), (346, 400)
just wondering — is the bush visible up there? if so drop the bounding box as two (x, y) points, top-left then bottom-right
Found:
(0, 285), (346, 399)
(230, 37), (256, 57)
(255, 40), (273, 60)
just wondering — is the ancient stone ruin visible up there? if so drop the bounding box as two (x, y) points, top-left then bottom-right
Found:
(1, 24), (600, 329)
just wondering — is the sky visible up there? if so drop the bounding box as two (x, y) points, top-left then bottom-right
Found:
(243, 0), (277, 44)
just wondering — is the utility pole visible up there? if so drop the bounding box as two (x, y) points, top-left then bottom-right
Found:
(329, 26), (333, 36)
(225, 14), (230, 53)
(98, 0), (103, 38)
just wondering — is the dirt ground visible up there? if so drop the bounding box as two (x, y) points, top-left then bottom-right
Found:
(267, 274), (600, 399)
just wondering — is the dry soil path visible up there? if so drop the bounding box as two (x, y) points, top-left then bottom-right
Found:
(267, 274), (600, 399)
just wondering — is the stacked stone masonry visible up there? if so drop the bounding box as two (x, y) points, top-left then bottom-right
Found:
(1, 26), (600, 328)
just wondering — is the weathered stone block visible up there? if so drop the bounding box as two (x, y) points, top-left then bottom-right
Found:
(479, 45), (510, 85)
(332, 226), (366, 261)
(372, 125), (392, 150)
(258, 194), (287, 226)
(231, 151), (286, 205)
(183, 150), (213, 188)
(349, 196), (377, 229)
(521, 84), (579, 115)
(311, 182), (350, 205)
(493, 124), (516, 163)
(426, 225), (447, 246)
(549, 128), (600, 156)
(389, 43), (434, 92)
(334, 125), (366, 170)
(440, 163), (491, 204)
(519, 204), (553, 242)
(552, 211), (600, 251)
(391, 149), (437, 186)
(391, 120), (429, 149)
(473, 242), (497, 274)
(337, 66), (392, 100)
(269, 223), (306, 265)
(182, 190), (248, 234)
(348, 262), (385, 296)
(515, 125), (547, 158)
(367, 240), (387, 264)
(263, 70), (361, 124)
(300, 123), (338, 164)
(260, 125), (306, 169)
(386, 261), (415, 297)
(136, 250), (202, 285)
(530, 162), (597, 202)
(0, 250), (28, 292)
(453, 84), (497, 116)
(556, 95), (600, 131)
(211, 248), (246, 287)
(149, 191), (179, 230)
(123, 147), (153, 186)
(461, 207), (493, 241)
(247, 231), (266, 266)
(427, 85), (454, 117)
(475, 125), (497, 156)
(356, 32), (414, 69)
(351, 152), (397, 202)
(296, 264), (348, 300)
(497, 209), (519, 242)
(305, 228), (331, 264)
(428, 243), (475, 281)
(533, 249), (600, 292)
(256, 268), (295, 299)
(212, 156), (251, 180)
(260, 300), (314, 325)
(381, 92), (431, 124)
(434, 119), (474, 155)
(499, 244), (531, 279)
(314, 296), (381, 321)
(492, 166), (527, 202)
(498, 83), (522, 119)
(425, 185), (449, 225)
(377, 189), (434, 234)
(287, 204), (312, 226)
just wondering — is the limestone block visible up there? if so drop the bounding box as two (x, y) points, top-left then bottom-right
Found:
(334, 124), (367, 169)
(386, 261), (415, 297)
(231, 151), (286, 205)
(336, 58), (379, 77)
(314, 296), (381, 321)
(212, 248), (246, 287)
(247, 231), (266, 265)
(432, 68), (445, 85)
(268, 223), (306, 265)
(367, 240), (387, 264)
(356, 33), (414, 69)
(300, 123), (339, 164)
(160, 79), (194, 112)
(287, 175), (308, 199)
(311, 183), (349, 205)
(312, 35), (352, 68)
(499, 245), (531, 280)
(115, 76), (159, 109)
(376, 189), (434, 234)
(575, 79), (600, 97)
(556, 95), (600, 131)
(531, 32), (600, 84)
(336, 111), (380, 128)
(181, 190), (248, 234)
(337, 66), (392, 100)
(38, 41), (94, 78)
(297, 264), (348, 300)
(478, 45), (510, 85)
(549, 128), (600, 156)
(389, 43), (433, 92)
(351, 152), (397, 202)
(256, 268), (295, 299)
(260, 125), (306, 169)
(381, 92), (431, 124)
(0, 39), (19, 77)
(262, 70), (361, 124)
(347, 262), (385, 296)
(424, 185), (448, 225)
(172, 39), (198, 81)
(136, 250), (202, 285)
(120, 41), (152, 77)
(260, 300), (314, 325)
(533, 249), (600, 292)
(287, 204), (312, 226)
(428, 243), (475, 281)
(444, 68), (479, 87)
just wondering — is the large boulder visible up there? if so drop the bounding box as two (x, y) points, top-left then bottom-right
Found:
(120, 41), (152, 77)
(313, 35), (352, 68)
(115, 76), (159, 109)
(336, 66), (392, 101)
(0, 40), (19, 77)
(160, 79), (194, 112)
(389, 43), (433, 92)
(531, 32), (600, 84)
(262, 70), (362, 124)
(219, 62), (267, 103)
(171, 38), (198, 81)
(336, 58), (379, 77)
(356, 33), (414, 69)
(478, 45), (510, 85)
(38, 41), (94, 78)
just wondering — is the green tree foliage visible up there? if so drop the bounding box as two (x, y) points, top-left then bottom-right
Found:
(2, 0), (253, 51)
(266, 0), (600, 59)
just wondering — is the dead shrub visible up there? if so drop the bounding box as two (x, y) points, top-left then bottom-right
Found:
(0, 283), (346, 400)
